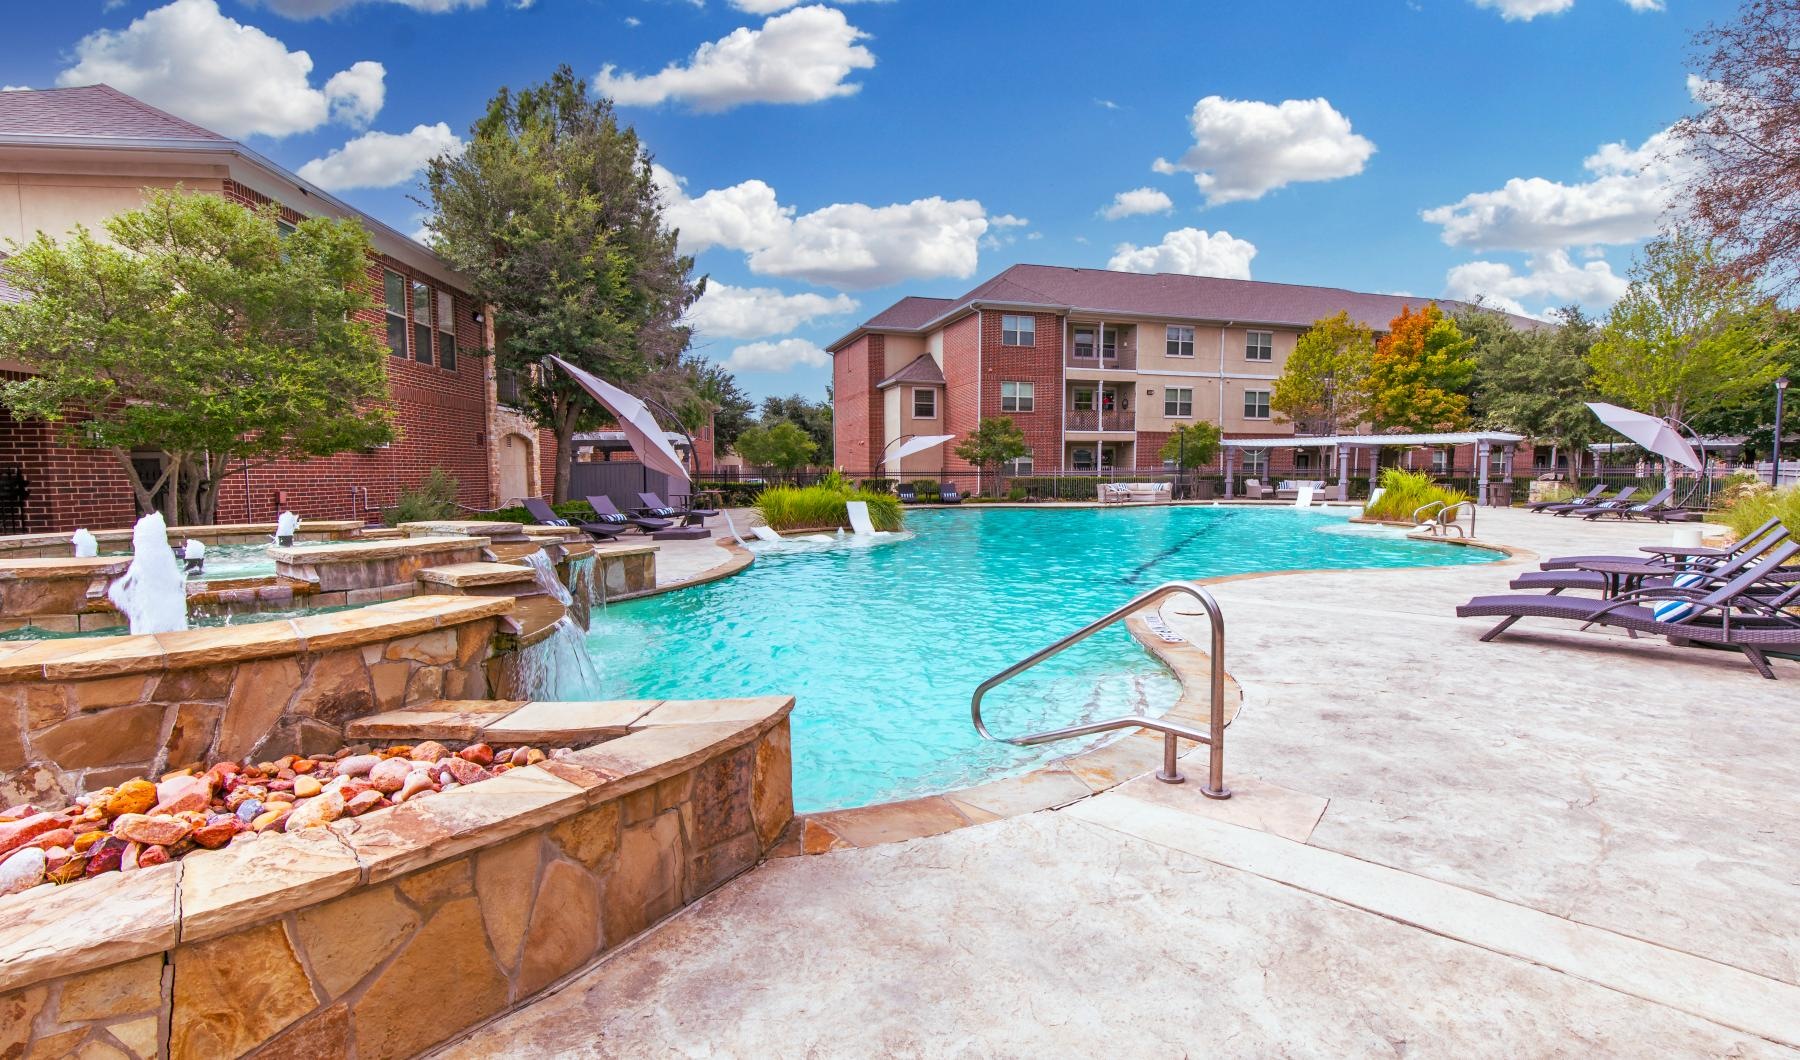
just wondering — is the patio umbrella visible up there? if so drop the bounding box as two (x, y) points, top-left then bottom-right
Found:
(881, 434), (954, 469)
(549, 356), (690, 486)
(1585, 402), (1701, 471)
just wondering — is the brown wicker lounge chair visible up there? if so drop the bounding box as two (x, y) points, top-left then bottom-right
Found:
(1456, 541), (1800, 678)
(1573, 487), (1673, 520)
(1547, 486), (1635, 515)
(521, 496), (631, 541)
(1539, 517), (1788, 572)
(588, 495), (671, 534)
(1527, 483), (1605, 512)
(1509, 529), (1792, 596)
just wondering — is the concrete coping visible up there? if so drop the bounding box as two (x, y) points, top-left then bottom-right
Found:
(414, 562), (540, 588)
(0, 595), (514, 682)
(0, 557), (131, 580)
(588, 543), (658, 559)
(268, 535), (489, 565)
(0, 694), (794, 992)
(397, 520), (524, 538)
(0, 521), (366, 552)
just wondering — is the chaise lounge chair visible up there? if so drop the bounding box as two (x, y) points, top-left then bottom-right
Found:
(1456, 541), (1800, 678)
(939, 484), (963, 504)
(1508, 528), (1792, 596)
(1527, 483), (1606, 512)
(587, 495), (671, 534)
(1539, 517), (1789, 573)
(1550, 486), (1637, 516)
(521, 496), (631, 541)
(897, 484), (919, 504)
(1575, 487), (1674, 520)
(637, 491), (717, 527)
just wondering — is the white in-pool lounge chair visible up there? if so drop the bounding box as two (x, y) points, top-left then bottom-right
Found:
(1293, 486), (1315, 509)
(750, 525), (782, 543)
(846, 500), (877, 536)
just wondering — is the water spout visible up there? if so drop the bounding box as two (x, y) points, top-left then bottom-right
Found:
(274, 510), (299, 547)
(183, 539), (206, 578)
(106, 513), (189, 634)
(71, 529), (97, 558)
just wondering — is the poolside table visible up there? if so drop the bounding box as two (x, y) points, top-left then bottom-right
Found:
(1577, 559), (1668, 599)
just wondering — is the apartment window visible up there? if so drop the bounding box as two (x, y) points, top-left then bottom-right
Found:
(275, 219), (296, 239)
(1102, 326), (1120, 359)
(1295, 450), (1312, 471)
(1166, 325), (1195, 358)
(912, 388), (937, 418)
(1243, 389), (1271, 420)
(1001, 314), (1035, 346)
(1245, 330), (1273, 361)
(1003, 452), (1034, 476)
(1243, 448), (1269, 478)
(1071, 447), (1096, 471)
(1073, 328), (1096, 358)
(411, 280), (434, 365)
(1000, 380), (1034, 413)
(383, 271), (408, 357)
(1431, 449), (1450, 475)
(1163, 387), (1193, 418)
(1071, 387), (1095, 412)
(436, 290), (457, 371)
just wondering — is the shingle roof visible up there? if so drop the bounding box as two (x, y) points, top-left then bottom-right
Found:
(865, 296), (954, 329)
(0, 85), (228, 142)
(876, 354), (945, 389)
(832, 264), (1539, 350)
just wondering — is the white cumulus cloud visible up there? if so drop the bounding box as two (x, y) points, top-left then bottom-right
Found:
(686, 281), (858, 340)
(1107, 228), (1257, 279)
(56, 0), (384, 139)
(655, 164), (991, 289)
(1155, 95), (1375, 206)
(297, 122), (463, 191)
(1443, 250), (1628, 316)
(724, 337), (831, 372)
(1471, 0), (1575, 19)
(255, 0), (485, 15)
(1422, 127), (1686, 251)
(729, 0), (888, 11)
(1102, 187), (1173, 220)
(597, 5), (875, 112)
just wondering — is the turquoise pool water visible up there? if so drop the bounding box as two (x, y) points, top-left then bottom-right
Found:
(583, 506), (1495, 812)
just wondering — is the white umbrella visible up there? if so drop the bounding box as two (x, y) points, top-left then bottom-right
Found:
(549, 356), (690, 485)
(881, 434), (954, 469)
(1585, 402), (1701, 471)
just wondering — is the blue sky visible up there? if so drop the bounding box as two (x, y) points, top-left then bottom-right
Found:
(3, 0), (1729, 400)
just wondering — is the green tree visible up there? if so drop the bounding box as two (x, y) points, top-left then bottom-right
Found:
(1589, 232), (1786, 482)
(953, 416), (1029, 490)
(0, 188), (395, 524)
(1463, 305), (1601, 475)
(1367, 304), (1478, 432)
(684, 362), (754, 450)
(426, 65), (702, 502)
(759, 393), (833, 463)
(736, 420), (817, 479)
(1272, 311), (1374, 435)
(1159, 421), (1222, 468)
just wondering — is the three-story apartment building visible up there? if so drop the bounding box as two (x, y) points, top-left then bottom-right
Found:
(829, 264), (1525, 488)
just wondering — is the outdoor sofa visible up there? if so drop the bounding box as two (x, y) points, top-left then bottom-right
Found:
(1275, 479), (1328, 500)
(1096, 482), (1173, 504)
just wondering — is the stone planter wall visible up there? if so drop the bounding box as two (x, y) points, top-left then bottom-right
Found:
(272, 536), (490, 595)
(0, 520), (367, 559)
(0, 597), (511, 808)
(592, 544), (657, 602)
(0, 697), (795, 1060)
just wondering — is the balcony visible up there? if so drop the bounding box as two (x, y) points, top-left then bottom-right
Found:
(1065, 409), (1134, 432)
(1066, 324), (1137, 371)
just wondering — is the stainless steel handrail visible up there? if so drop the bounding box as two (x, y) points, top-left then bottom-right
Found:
(971, 580), (1231, 799)
(1411, 500), (1447, 524)
(1437, 500), (1476, 538)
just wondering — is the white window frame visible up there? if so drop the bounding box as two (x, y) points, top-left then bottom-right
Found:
(1101, 326), (1120, 359)
(1070, 387), (1095, 412)
(1163, 386), (1193, 418)
(1003, 452), (1034, 476)
(1000, 380), (1035, 413)
(912, 387), (937, 418)
(1166, 325), (1195, 358)
(1072, 327), (1096, 358)
(1243, 389), (1271, 420)
(1243, 447), (1269, 478)
(1001, 314), (1035, 347)
(1431, 449), (1450, 475)
(1071, 447), (1096, 471)
(1245, 330), (1274, 361)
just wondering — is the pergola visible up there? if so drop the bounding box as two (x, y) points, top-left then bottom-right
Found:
(1219, 431), (1526, 504)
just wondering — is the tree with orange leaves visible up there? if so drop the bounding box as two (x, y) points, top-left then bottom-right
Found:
(1365, 304), (1478, 433)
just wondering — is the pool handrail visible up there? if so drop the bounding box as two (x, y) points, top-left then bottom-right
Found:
(970, 580), (1231, 799)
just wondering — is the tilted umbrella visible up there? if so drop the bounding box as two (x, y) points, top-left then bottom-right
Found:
(881, 434), (955, 469)
(1585, 402), (1702, 471)
(549, 356), (690, 486)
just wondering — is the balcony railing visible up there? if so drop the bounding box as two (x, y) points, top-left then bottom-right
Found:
(1066, 410), (1134, 431)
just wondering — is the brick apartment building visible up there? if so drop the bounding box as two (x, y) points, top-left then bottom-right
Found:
(0, 84), (561, 532)
(829, 264), (1539, 491)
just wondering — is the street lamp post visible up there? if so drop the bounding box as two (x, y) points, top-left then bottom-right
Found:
(1775, 377), (1791, 489)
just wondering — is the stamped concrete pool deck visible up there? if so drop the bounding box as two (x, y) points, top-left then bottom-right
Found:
(438, 506), (1800, 1057)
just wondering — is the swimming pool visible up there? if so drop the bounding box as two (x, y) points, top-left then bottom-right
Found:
(583, 506), (1496, 812)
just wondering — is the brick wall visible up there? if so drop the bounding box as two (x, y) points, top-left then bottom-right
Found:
(830, 335), (881, 473)
(977, 310), (1063, 487)
(940, 315), (983, 482)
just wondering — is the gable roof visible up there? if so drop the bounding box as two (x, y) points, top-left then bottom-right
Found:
(0, 85), (228, 144)
(876, 354), (945, 389)
(829, 263), (1540, 350)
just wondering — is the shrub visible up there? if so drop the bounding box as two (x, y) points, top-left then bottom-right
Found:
(471, 499), (596, 525)
(384, 468), (460, 526)
(1363, 468), (1469, 523)
(1530, 482), (1576, 506)
(908, 479), (941, 497)
(1007, 475), (1106, 501)
(1718, 484), (1800, 540)
(755, 483), (903, 531)
(857, 478), (895, 494)
(693, 481), (763, 507)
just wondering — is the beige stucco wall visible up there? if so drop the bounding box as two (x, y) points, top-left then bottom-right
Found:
(880, 385), (945, 477)
(0, 167), (228, 247)
(881, 334), (928, 377)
